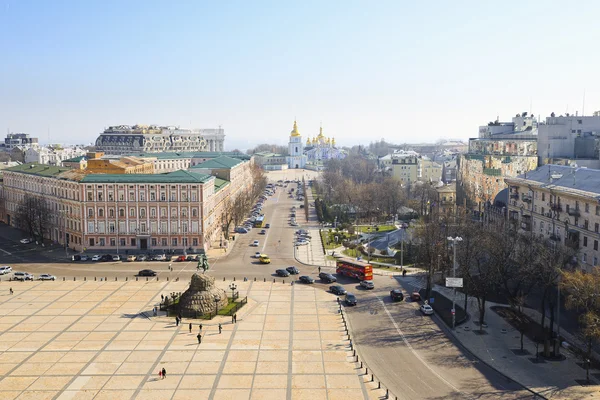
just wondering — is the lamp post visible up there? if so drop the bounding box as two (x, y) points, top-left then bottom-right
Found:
(214, 294), (221, 317)
(447, 236), (463, 329)
(229, 283), (237, 299)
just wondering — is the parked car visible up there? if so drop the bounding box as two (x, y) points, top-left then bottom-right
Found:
(0, 266), (12, 275)
(260, 230), (267, 235)
(259, 254), (271, 264)
(254, 251), (262, 258)
(136, 255), (147, 261)
(411, 292), (421, 301)
(176, 255), (186, 262)
(319, 273), (337, 283)
(252, 240), (260, 247)
(152, 254), (167, 261)
(127, 255), (137, 262)
(187, 255), (198, 261)
(299, 276), (314, 284)
(38, 274), (56, 281)
(286, 266), (299, 275)
(345, 293), (357, 306)
(330, 285), (346, 295)
(101, 254), (113, 262)
(138, 269), (157, 277)
(360, 280), (375, 290)
(19, 238), (33, 244)
(80, 255), (89, 261)
(295, 240), (309, 246)
(420, 304), (434, 315)
(91, 255), (102, 261)
(112, 255), (121, 261)
(276, 269), (290, 277)
(265, 224), (270, 228)
(71, 255), (81, 261)
(13, 272), (33, 281)
(390, 289), (404, 301)
(236, 227), (248, 234)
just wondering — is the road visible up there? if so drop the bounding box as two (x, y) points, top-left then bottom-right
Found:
(0, 170), (537, 399)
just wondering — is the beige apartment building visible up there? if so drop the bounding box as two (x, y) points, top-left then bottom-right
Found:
(2, 159), (254, 253)
(506, 165), (600, 271)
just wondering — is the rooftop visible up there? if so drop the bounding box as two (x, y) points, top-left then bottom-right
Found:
(507, 164), (600, 199)
(81, 170), (214, 184)
(214, 178), (230, 192)
(5, 163), (71, 177)
(123, 151), (251, 160)
(63, 156), (87, 163)
(191, 156), (244, 170)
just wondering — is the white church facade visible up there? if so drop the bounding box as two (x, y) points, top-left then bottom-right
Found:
(286, 120), (307, 169)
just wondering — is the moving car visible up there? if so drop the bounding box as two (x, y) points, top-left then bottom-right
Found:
(295, 240), (309, 246)
(127, 255), (137, 262)
(38, 274), (56, 281)
(254, 251), (262, 258)
(259, 254), (271, 264)
(276, 269), (290, 277)
(138, 269), (157, 277)
(420, 304), (434, 315)
(360, 280), (375, 290)
(91, 255), (102, 261)
(299, 276), (314, 284)
(286, 266), (299, 275)
(345, 293), (357, 306)
(71, 255), (81, 261)
(265, 224), (270, 228)
(390, 289), (404, 301)
(13, 272), (33, 281)
(330, 285), (347, 295)
(319, 272), (337, 283)
(0, 266), (12, 275)
(260, 229), (267, 235)
(411, 292), (421, 301)
(252, 240), (260, 247)
(176, 255), (186, 262)
(19, 238), (32, 244)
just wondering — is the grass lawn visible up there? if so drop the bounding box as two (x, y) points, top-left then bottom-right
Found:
(217, 298), (241, 316)
(354, 225), (396, 233)
(320, 230), (341, 250)
(341, 248), (398, 265)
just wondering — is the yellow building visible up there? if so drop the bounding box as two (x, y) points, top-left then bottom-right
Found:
(86, 155), (154, 174)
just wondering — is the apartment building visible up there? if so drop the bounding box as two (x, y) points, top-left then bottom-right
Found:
(505, 164), (600, 271)
(379, 150), (419, 184)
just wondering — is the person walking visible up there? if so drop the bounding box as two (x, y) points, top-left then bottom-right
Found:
(175, 316), (179, 326)
(189, 322), (192, 333)
(233, 314), (237, 324)
(158, 369), (162, 379)
(231, 314), (234, 324)
(161, 294), (164, 302)
(218, 323), (222, 334)
(197, 333), (202, 344)
(9, 288), (13, 295)
(318, 266), (321, 273)
(199, 324), (203, 333)
(161, 367), (166, 379)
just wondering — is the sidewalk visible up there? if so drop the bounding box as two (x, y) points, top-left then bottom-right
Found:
(404, 277), (600, 398)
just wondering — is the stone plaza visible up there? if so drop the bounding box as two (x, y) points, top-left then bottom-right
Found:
(0, 279), (378, 400)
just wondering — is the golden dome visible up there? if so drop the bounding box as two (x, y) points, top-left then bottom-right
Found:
(332, 137), (336, 146)
(291, 120), (300, 137)
(306, 137), (311, 145)
(318, 125), (324, 138)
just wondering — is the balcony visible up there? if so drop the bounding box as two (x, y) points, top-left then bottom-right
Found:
(510, 192), (519, 200)
(566, 229), (580, 250)
(521, 194), (532, 203)
(550, 202), (563, 212)
(521, 215), (532, 231)
(567, 208), (580, 217)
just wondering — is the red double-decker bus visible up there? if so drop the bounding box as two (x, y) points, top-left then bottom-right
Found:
(336, 257), (373, 281)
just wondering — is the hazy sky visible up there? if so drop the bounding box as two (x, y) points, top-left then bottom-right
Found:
(1, 1), (599, 150)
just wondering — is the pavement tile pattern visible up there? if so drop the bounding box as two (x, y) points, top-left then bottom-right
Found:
(0, 280), (375, 400)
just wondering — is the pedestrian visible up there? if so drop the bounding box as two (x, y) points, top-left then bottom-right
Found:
(158, 369), (162, 379)
(153, 307), (157, 316)
(175, 316), (179, 326)
(231, 314), (234, 324)
(402, 270), (407, 277)
(233, 314), (237, 324)
(189, 322), (192, 333)
(218, 323), (222, 334)
(9, 288), (13, 295)
(337, 297), (340, 304)
(161, 367), (166, 379)
(161, 294), (164, 301)
(318, 266), (321, 273)
(199, 324), (203, 333)
(197, 333), (202, 344)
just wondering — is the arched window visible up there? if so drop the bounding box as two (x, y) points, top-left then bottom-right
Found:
(109, 208), (114, 217)
(140, 208), (146, 218)
(119, 208), (125, 217)
(192, 208), (198, 217)
(98, 208), (104, 217)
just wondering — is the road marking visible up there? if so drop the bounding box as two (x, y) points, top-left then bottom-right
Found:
(376, 295), (463, 395)
(0, 248), (12, 255)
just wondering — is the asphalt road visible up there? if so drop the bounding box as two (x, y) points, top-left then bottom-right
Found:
(0, 172), (538, 399)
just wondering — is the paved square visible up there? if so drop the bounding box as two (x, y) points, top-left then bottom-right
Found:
(0, 279), (377, 399)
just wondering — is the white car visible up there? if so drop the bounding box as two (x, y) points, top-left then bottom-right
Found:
(290, 222), (299, 227)
(252, 240), (259, 247)
(254, 252), (261, 258)
(360, 280), (375, 290)
(91, 255), (102, 261)
(0, 266), (12, 275)
(13, 272), (33, 281)
(295, 240), (309, 246)
(420, 304), (434, 315)
(19, 238), (33, 244)
(38, 274), (56, 281)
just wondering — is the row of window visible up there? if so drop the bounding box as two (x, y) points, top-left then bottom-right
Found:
(87, 191), (198, 202)
(87, 207), (199, 218)
(89, 237), (199, 248)
(87, 221), (200, 234)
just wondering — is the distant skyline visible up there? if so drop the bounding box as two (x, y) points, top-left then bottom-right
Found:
(2, 1), (600, 150)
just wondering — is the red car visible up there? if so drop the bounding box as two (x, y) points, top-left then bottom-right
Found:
(411, 292), (421, 301)
(175, 255), (186, 262)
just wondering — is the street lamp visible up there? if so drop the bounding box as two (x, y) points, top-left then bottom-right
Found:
(229, 283), (237, 299)
(213, 294), (221, 317)
(447, 236), (463, 329)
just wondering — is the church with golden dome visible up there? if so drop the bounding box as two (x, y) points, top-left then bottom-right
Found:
(286, 120), (307, 169)
(303, 125), (346, 169)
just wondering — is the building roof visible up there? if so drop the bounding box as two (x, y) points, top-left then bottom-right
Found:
(5, 163), (71, 177)
(506, 164), (600, 199)
(191, 156), (243, 170)
(81, 170), (214, 184)
(254, 151), (284, 157)
(214, 178), (230, 192)
(63, 156), (86, 163)
(122, 151), (251, 160)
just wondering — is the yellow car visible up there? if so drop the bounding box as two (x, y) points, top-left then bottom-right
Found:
(259, 254), (271, 264)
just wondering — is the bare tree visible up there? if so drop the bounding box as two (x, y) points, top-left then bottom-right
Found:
(16, 194), (53, 243)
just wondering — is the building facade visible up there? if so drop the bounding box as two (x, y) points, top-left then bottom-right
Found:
(303, 126), (346, 170)
(252, 152), (288, 170)
(95, 125), (225, 155)
(379, 150), (419, 184)
(24, 146), (87, 165)
(286, 121), (307, 169)
(2, 133), (38, 150)
(505, 164), (600, 272)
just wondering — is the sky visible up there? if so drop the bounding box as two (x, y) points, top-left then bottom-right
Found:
(1, 0), (600, 151)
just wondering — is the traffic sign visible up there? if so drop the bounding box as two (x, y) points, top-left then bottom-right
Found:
(451, 309), (455, 315)
(446, 277), (463, 288)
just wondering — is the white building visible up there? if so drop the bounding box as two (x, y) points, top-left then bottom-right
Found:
(25, 146), (87, 166)
(304, 126), (346, 170)
(286, 121), (307, 169)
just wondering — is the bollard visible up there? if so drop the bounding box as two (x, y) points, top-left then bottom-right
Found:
(136, 277), (138, 281)
(378, 381), (381, 389)
(223, 277), (226, 281)
(73, 277), (76, 281)
(356, 355), (358, 362)
(126, 277), (128, 281)
(360, 361), (363, 368)
(167, 277), (169, 281)
(254, 277), (256, 281)
(146, 277), (148, 281)
(84, 277), (86, 281)
(63, 277), (65, 281)
(233, 277), (236, 282)
(115, 277), (117, 281)
(283, 280), (285, 284)
(94, 277), (97, 281)
(157, 277), (159, 281)
(105, 277), (107, 281)
(273, 279), (275, 283)
(353, 349), (356, 356)
(264, 278), (266, 282)
(385, 389), (388, 399)
(371, 374), (374, 382)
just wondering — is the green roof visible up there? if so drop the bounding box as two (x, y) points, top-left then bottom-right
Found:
(63, 156), (86, 163)
(254, 151), (284, 157)
(214, 178), (230, 192)
(81, 170), (214, 184)
(5, 163), (71, 177)
(191, 156), (243, 170)
(123, 151), (251, 161)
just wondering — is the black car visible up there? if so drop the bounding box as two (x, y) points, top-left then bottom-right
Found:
(286, 266), (299, 275)
(345, 293), (357, 306)
(101, 254), (113, 262)
(299, 276), (314, 284)
(329, 285), (347, 295)
(138, 269), (157, 277)
(390, 289), (404, 301)
(276, 269), (290, 277)
(319, 272), (337, 283)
